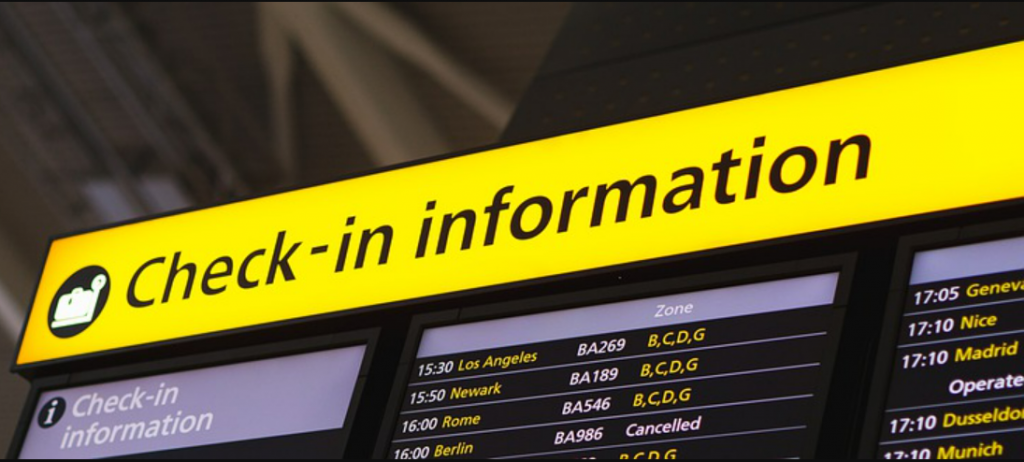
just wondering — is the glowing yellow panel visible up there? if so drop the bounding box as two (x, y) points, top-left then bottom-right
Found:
(17, 40), (1024, 366)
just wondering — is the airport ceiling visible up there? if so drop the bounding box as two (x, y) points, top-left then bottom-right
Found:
(0, 1), (570, 309)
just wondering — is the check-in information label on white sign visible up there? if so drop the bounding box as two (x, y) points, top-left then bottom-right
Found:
(18, 346), (366, 459)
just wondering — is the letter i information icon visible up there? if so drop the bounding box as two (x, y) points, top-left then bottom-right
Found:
(37, 398), (65, 429)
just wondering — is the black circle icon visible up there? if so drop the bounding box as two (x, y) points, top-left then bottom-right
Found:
(37, 397), (66, 429)
(48, 266), (110, 338)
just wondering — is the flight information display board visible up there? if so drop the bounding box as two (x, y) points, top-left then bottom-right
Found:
(873, 235), (1024, 459)
(16, 344), (368, 459)
(383, 271), (847, 459)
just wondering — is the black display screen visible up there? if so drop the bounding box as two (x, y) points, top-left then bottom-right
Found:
(875, 236), (1024, 459)
(385, 273), (846, 459)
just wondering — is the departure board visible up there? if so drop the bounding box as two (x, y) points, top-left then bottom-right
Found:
(875, 235), (1024, 459)
(385, 273), (846, 459)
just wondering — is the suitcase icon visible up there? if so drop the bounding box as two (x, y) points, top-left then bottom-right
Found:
(51, 274), (107, 329)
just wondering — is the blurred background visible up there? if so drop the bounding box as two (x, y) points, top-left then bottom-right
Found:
(0, 2), (570, 451)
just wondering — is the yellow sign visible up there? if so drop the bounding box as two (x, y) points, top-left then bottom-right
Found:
(16, 40), (1024, 367)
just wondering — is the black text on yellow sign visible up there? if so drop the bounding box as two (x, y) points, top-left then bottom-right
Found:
(127, 136), (868, 308)
(18, 40), (1024, 366)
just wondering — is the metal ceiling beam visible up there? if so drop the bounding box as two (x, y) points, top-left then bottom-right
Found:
(0, 227), (31, 344)
(0, 280), (22, 344)
(260, 2), (451, 167)
(333, 2), (514, 128)
(258, 5), (299, 182)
